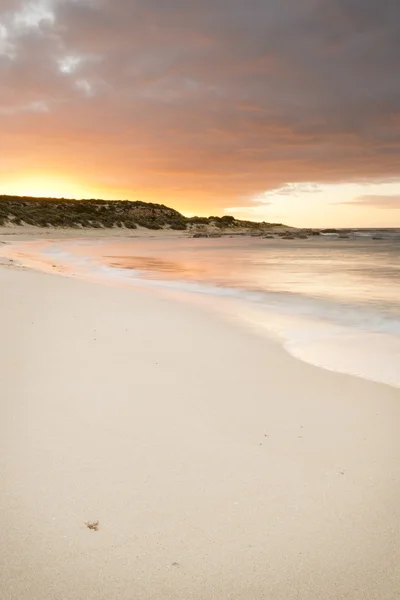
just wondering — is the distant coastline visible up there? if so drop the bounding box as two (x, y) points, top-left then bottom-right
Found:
(1, 195), (400, 240)
(0, 194), (287, 236)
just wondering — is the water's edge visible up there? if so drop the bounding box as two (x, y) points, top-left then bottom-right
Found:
(3, 237), (400, 389)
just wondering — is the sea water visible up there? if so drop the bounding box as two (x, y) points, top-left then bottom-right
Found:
(6, 233), (400, 388)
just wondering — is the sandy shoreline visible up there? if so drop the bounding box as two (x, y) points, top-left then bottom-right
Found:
(1, 240), (400, 599)
(0, 223), (192, 242)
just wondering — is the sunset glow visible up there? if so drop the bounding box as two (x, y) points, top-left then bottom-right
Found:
(1, 1), (399, 226)
(0, 173), (99, 200)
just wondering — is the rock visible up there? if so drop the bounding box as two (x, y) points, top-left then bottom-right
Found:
(192, 232), (222, 238)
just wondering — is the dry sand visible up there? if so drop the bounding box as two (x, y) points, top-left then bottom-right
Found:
(0, 223), (191, 241)
(1, 238), (400, 599)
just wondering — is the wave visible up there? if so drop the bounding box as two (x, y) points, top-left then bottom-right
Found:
(94, 262), (400, 338)
(9, 239), (400, 388)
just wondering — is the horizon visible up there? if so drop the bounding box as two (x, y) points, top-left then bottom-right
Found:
(1, 192), (400, 230)
(1, 1), (400, 228)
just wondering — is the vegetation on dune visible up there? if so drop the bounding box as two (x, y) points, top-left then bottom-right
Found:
(0, 196), (187, 230)
(0, 195), (284, 232)
(187, 214), (281, 229)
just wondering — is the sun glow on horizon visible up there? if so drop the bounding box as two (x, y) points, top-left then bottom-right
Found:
(2, 173), (400, 228)
(0, 172), (183, 207)
(0, 173), (107, 200)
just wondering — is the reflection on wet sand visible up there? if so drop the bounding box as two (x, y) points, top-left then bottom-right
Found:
(105, 255), (205, 279)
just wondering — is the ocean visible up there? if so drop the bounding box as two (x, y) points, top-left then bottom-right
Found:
(7, 231), (400, 388)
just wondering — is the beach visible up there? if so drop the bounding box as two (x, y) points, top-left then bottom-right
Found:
(1, 232), (400, 599)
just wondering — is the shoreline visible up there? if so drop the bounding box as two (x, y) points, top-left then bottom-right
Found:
(3, 223), (399, 244)
(1, 246), (400, 599)
(3, 233), (400, 390)
(0, 224), (192, 241)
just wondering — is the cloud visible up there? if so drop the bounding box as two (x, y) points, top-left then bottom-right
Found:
(341, 195), (400, 209)
(1, 0), (400, 212)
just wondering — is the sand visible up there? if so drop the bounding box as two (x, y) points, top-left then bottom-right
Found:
(1, 238), (400, 599)
(0, 223), (191, 241)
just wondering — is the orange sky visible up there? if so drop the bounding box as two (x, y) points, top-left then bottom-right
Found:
(1, 0), (400, 227)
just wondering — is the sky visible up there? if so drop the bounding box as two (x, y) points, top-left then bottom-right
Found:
(0, 0), (400, 227)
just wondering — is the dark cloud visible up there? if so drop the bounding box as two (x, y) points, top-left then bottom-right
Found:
(342, 195), (400, 209)
(1, 0), (400, 211)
